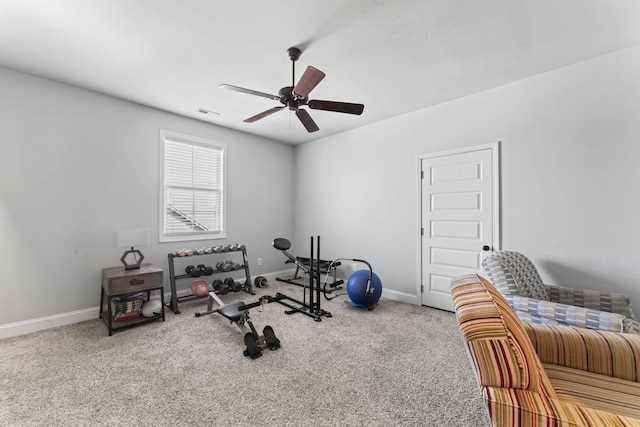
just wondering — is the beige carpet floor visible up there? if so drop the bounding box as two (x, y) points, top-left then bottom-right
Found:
(0, 280), (489, 426)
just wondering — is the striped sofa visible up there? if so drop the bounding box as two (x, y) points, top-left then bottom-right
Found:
(482, 251), (640, 334)
(451, 274), (640, 426)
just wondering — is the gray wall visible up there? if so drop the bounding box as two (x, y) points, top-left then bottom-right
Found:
(2, 44), (639, 332)
(293, 46), (640, 315)
(0, 67), (294, 327)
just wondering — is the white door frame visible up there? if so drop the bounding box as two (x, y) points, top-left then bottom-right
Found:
(415, 142), (501, 306)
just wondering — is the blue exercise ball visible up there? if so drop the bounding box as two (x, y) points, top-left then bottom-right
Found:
(346, 270), (382, 307)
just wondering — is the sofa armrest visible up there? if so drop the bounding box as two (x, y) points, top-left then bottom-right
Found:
(524, 323), (640, 382)
(505, 295), (626, 332)
(485, 386), (640, 426)
(624, 317), (640, 335)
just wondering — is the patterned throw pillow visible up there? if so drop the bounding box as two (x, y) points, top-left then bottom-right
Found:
(499, 252), (550, 300)
(483, 252), (550, 301)
(482, 255), (520, 295)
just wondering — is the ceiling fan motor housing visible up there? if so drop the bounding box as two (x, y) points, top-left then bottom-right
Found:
(278, 86), (305, 110)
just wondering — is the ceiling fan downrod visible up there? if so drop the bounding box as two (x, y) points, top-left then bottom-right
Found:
(288, 47), (301, 94)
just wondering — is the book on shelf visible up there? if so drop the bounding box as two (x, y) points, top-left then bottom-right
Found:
(111, 294), (144, 316)
(114, 311), (141, 322)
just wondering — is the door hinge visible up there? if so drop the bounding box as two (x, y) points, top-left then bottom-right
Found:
(421, 227), (424, 236)
(421, 284), (424, 293)
(421, 170), (424, 179)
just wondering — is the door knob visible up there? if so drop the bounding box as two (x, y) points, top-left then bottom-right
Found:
(482, 245), (491, 251)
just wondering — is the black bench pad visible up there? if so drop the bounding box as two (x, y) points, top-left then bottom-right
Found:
(217, 301), (246, 322)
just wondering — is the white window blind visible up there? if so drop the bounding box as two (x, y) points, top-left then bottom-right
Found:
(160, 130), (226, 242)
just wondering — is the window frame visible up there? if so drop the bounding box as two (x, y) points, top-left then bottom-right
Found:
(158, 129), (227, 243)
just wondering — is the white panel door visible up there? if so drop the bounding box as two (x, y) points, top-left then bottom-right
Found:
(420, 144), (499, 311)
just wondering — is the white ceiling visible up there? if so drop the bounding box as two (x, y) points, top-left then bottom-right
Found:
(1, 0), (639, 145)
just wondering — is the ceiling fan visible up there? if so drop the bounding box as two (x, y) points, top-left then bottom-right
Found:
(219, 47), (364, 133)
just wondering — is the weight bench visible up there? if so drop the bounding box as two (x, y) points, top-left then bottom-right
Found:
(274, 238), (344, 297)
(285, 257), (342, 285)
(195, 291), (284, 359)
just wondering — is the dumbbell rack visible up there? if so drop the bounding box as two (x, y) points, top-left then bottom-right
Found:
(166, 245), (254, 314)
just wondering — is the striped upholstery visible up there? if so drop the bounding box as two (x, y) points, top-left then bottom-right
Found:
(485, 386), (640, 426)
(482, 251), (640, 334)
(452, 274), (557, 397)
(525, 323), (640, 382)
(545, 365), (640, 419)
(451, 274), (640, 426)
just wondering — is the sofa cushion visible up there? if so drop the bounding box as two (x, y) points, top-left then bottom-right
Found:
(545, 364), (640, 420)
(526, 323), (640, 382)
(484, 386), (640, 426)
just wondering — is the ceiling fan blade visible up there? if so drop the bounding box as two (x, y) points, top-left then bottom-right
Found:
(295, 109), (319, 132)
(293, 66), (326, 98)
(308, 100), (364, 115)
(219, 84), (280, 101)
(244, 106), (285, 123)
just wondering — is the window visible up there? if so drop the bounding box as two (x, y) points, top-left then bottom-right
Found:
(159, 130), (226, 242)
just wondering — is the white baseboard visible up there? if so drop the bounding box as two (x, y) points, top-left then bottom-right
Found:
(380, 288), (420, 305)
(253, 269), (294, 283)
(0, 307), (99, 340)
(0, 270), (297, 340)
(0, 269), (419, 340)
(270, 270), (421, 305)
(272, 272), (420, 306)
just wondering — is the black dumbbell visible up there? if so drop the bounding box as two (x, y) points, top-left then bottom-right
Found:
(223, 260), (234, 271)
(196, 264), (213, 276)
(185, 265), (202, 277)
(219, 283), (230, 295)
(224, 277), (241, 292)
(212, 279), (223, 291)
(215, 261), (226, 271)
(254, 276), (268, 288)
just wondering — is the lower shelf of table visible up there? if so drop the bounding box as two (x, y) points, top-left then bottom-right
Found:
(101, 311), (164, 335)
(100, 291), (166, 336)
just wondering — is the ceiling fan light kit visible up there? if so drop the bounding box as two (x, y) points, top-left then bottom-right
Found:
(220, 47), (364, 133)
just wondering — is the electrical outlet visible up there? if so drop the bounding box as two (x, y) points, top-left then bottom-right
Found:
(257, 258), (262, 266)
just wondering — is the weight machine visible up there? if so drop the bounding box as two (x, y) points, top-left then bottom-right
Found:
(272, 236), (333, 322)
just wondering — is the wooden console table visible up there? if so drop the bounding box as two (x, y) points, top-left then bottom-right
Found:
(100, 264), (165, 336)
